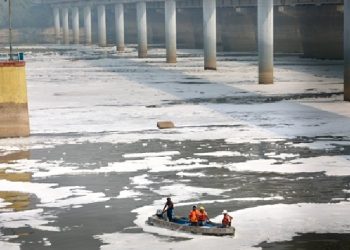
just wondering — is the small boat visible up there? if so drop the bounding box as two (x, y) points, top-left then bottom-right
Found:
(147, 215), (235, 236)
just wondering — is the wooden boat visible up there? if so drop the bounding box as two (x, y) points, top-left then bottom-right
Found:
(147, 215), (235, 236)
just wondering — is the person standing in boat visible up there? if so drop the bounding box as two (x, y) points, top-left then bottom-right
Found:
(162, 197), (174, 222)
(221, 210), (233, 228)
(188, 205), (200, 226)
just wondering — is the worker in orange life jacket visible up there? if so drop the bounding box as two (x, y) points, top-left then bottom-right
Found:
(221, 210), (233, 228)
(188, 205), (200, 226)
(198, 206), (209, 226)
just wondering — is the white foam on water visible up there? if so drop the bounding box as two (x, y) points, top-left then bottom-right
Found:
(0, 241), (20, 250)
(42, 238), (51, 246)
(0, 209), (59, 232)
(130, 174), (153, 188)
(176, 172), (206, 177)
(97, 202), (350, 250)
(226, 156), (350, 176)
(0, 180), (109, 208)
(264, 152), (300, 159)
(153, 184), (229, 202)
(194, 151), (243, 157)
(123, 151), (180, 158)
(116, 190), (142, 199)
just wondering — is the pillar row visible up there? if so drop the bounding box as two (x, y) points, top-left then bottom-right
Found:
(115, 3), (125, 52)
(72, 7), (79, 44)
(345, 0), (350, 101)
(62, 7), (69, 45)
(203, 0), (217, 70)
(84, 6), (92, 45)
(98, 5), (107, 47)
(165, 0), (177, 63)
(258, 0), (274, 84)
(137, 2), (147, 58)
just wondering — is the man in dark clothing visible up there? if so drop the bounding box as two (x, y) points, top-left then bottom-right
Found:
(162, 197), (174, 222)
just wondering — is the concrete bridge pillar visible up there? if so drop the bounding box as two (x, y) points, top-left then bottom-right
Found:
(165, 0), (177, 63)
(258, 0), (274, 84)
(137, 2), (148, 58)
(53, 7), (61, 43)
(115, 3), (125, 52)
(62, 7), (69, 44)
(203, 0), (217, 70)
(345, 0), (350, 101)
(98, 5), (107, 47)
(84, 5), (92, 44)
(0, 61), (30, 138)
(72, 7), (80, 44)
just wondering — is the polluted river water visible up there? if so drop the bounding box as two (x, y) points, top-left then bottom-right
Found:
(0, 45), (349, 250)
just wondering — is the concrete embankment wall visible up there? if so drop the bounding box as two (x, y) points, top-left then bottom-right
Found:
(0, 4), (343, 59)
(0, 61), (30, 138)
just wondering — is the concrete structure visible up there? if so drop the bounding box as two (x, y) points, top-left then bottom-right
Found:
(345, 1), (350, 101)
(115, 3), (125, 51)
(165, 0), (177, 63)
(43, 0), (347, 99)
(0, 61), (30, 138)
(98, 5), (107, 46)
(62, 7), (69, 44)
(137, 1), (148, 58)
(72, 7), (80, 44)
(258, 0), (274, 84)
(53, 7), (61, 43)
(84, 5), (92, 44)
(203, 0), (217, 70)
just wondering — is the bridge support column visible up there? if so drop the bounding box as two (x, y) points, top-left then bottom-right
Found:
(84, 6), (92, 44)
(115, 3), (125, 52)
(203, 0), (216, 70)
(62, 7), (69, 44)
(0, 61), (30, 138)
(345, 1), (350, 101)
(72, 7), (79, 44)
(165, 0), (177, 63)
(98, 5), (107, 47)
(137, 2), (147, 58)
(53, 7), (61, 43)
(258, 0), (274, 84)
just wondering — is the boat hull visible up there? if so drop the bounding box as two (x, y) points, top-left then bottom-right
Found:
(147, 216), (235, 236)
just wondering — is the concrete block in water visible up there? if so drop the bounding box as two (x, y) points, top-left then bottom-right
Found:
(0, 61), (30, 138)
(157, 121), (175, 129)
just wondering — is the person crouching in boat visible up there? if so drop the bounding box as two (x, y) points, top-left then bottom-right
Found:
(162, 197), (174, 222)
(188, 205), (200, 226)
(221, 210), (233, 228)
(198, 206), (210, 226)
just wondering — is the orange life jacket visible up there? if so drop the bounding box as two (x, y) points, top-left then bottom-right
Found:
(222, 214), (232, 226)
(198, 211), (208, 222)
(189, 210), (199, 223)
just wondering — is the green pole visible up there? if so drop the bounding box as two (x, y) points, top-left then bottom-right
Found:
(8, 0), (13, 60)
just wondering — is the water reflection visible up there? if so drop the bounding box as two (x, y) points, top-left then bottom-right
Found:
(0, 151), (32, 212)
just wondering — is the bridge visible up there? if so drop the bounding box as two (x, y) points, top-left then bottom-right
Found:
(32, 0), (349, 100)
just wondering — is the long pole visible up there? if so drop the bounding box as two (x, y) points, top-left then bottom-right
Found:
(8, 0), (13, 60)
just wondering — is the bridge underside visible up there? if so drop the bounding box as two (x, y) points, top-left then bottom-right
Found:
(36, 0), (343, 7)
